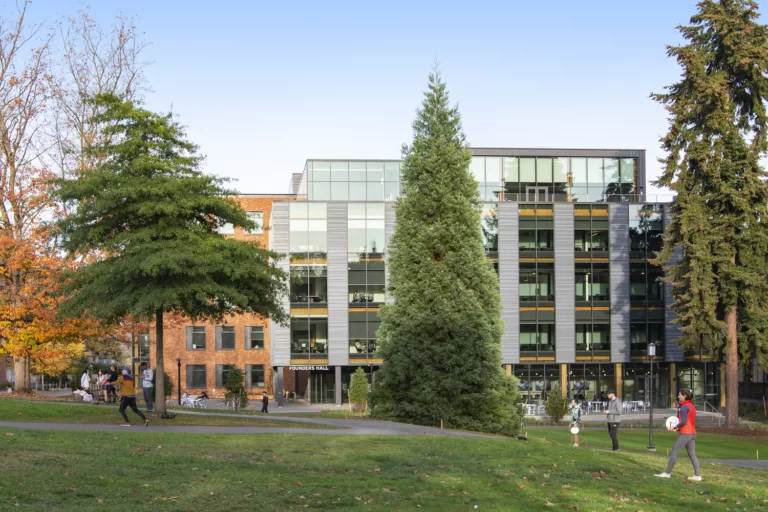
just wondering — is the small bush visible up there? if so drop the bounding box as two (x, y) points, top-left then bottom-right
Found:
(224, 368), (248, 411)
(545, 386), (568, 424)
(348, 368), (369, 412)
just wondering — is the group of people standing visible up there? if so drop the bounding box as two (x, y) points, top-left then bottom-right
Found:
(79, 363), (154, 427)
(566, 389), (701, 480)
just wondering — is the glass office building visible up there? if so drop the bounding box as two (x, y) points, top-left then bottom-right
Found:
(268, 149), (723, 409)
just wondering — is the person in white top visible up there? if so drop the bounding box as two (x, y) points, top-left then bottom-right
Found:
(140, 362), (154, 413)
(80, 370), (90, 390)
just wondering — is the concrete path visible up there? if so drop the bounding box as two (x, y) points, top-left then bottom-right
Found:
(701, 459), (768, 469)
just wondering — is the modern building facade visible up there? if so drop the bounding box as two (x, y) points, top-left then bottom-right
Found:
(146, 148), (729, 409)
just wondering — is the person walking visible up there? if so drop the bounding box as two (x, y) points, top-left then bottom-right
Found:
(113, 367), (149, 427)
(140, 362), (154, 413)
(655, 389), (701, 481)
(569, 399), (582, 447)
(261, 391), (269, 413)
(603, 390), (622, 451)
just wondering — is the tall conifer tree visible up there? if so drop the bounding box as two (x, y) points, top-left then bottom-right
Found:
(374, 71), (521, 435)
(652, 0), (768, 427)
(53, 94), (287, 415)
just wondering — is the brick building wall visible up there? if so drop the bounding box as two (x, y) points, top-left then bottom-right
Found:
(149, 196), (293, 399)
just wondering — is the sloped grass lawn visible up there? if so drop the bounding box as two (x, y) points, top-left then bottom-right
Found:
(1, 428), (767, 511)
(528, 426), (768, 460)
(0, 400), (337, 429)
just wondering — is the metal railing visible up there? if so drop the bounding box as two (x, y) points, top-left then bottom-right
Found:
(702, 401), (724, 427)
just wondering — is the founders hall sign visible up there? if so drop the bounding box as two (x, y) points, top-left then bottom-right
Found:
(289, 365), (329, 371)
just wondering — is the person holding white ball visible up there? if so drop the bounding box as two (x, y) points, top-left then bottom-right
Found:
(655, 388), (701, 481)
(568, 399), (582, 447)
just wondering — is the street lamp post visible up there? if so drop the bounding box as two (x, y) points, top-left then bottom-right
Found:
(647, 343), (656, 452)
(176, 358), (181, 406)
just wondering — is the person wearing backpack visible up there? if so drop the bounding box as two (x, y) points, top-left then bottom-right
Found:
(140, 362), (154, 413)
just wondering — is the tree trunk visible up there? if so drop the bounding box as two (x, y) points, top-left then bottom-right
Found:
(725, 302), (740, 428)
(154, 309), (166, 415)
(13, 355), (30, 393)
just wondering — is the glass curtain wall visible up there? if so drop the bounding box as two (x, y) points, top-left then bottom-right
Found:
(574, 204), (611, 358)
(519, 204), (555, 358)
(481, 204), (499, 274)
(512, 364), (561, 404)
(307, 160), (401, 202)
(629, 204), (665, 358)
(568, 364), (615, 403)
(676, 363), (720, 406)
(290, 203), (328, 360)
(348, 204), (385, 359)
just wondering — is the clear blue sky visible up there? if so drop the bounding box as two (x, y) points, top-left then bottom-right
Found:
(21, 0), (724, 196)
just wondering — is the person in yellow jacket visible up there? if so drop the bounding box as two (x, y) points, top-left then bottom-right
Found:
(113, 367), (149, 427)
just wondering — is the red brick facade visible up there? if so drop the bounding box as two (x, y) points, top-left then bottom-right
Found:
(149, 196), (293, 399)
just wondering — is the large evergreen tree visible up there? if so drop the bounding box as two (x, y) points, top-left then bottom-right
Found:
(53, 94), (287, 415)
(373, 71), (521, 435)
(652, 0), (768, 427)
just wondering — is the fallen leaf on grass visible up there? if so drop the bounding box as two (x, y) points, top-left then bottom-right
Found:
(97, 499), (103, 504)
(64, 472), (69, 477)
(68, 488), (76, 492)
(516, 483), (524, 489)
(136, 450), (143, 455)
(5, 433), (14, 436)
(294, 482), (302, 487)
(382, 488), (390, 493)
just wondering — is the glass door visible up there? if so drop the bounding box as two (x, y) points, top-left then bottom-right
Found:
(309, 371), (336, 404)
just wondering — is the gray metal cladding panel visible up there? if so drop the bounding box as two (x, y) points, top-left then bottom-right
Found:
(271, 201), (291, 367)
(327, 203), (349, 366)
(385, 203), (395, 305)
(554, 203), (575, 363)
(609, 204), (630, 363)
(663, 205), (685, 362)
(498, 203), (519, 364)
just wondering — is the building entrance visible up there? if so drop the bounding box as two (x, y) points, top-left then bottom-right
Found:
(308, 370), (336, 404)
(525, 186), (549, 202)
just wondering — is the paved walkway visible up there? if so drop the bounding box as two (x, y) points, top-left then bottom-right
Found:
(701, 459), (768, 469)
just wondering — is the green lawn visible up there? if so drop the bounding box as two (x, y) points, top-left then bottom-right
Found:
(0, 400), (339, 429)
(527, 426), (768, 460)
(1, 428), (767, 511)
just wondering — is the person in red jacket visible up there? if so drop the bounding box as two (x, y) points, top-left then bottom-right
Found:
(655, 388), (701, 481)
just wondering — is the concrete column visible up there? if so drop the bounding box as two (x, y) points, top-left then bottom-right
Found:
(560, 364), (568, 397)
(276, 367), (284, 407)
(720, 363), (727, 409)
(669, 363), (677, 408)
(335, 366), (342, 406)
(615, 363), (623, 399)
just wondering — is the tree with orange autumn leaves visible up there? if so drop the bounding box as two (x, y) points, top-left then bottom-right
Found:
(0, 2), (147, 391)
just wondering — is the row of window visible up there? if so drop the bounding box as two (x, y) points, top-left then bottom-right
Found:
(519, 323), (665, 354)
(185, 326), (264, 351)
(185, 364), (265, 389)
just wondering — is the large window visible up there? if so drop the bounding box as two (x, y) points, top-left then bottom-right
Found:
(291, 265), (328, 306)
(575, 263), (610, 302)
(520, 262), (555, 302)
(247, 365), (265, 388)
(519, 204), (555, 304)
(216, 364), (237, 388)
(306, 160), (401, 201)
(246, 326), (264, 350)
(188, 326), (206, 350)
(575, 323), (610, 353)
(245, 211), (264, 235)
(217, 326), (235, 350)
(481, 205), (498, 260)
(348, 203), (386, 305)
(520, 324), (555, 354)
(512, 364), (561, 403)
(291, 318), (328, 358)
(629, 204), (666, 357)
(186, 364), (207, 388)
(349, 311), (380, 359)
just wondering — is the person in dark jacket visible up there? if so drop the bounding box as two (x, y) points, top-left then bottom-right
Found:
(603, 390), (622, 451)
(655, 388), (701, 481)
(261, 391), (269, 413)
(106, 365), (119, 404)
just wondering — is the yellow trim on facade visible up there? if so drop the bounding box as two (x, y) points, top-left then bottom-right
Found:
(506, 365), (512, 376)
(291, 258), (328, 265)
(520, 306), (555, 311)
(290, 358), (329, 365)
(616, 363), (623, 398)
(576, 355), (611, 361)
(591, 210), (609, 217)
(560, 364), (567, 395)
(720, 363), (726, 408)
(520, 356), (556, 362)
(575, 306), (609, 311)
(348, 307), (381, 312)
(350, 358), (383, 365)
(290, 307), (328, 316)
(574, 210), (591, 217)
(519, 209), (536, 216)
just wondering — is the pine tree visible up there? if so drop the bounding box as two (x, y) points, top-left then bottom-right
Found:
(53, 94), (288, 415)
(348, 367), (369, 412)
(652, 0), (768, 427)
(373, 70), (522, 435)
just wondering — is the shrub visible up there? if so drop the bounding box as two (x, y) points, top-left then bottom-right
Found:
(545, 386), (568, 424)
(224, 367), (248, 411)
(348, 368), (369, 412)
